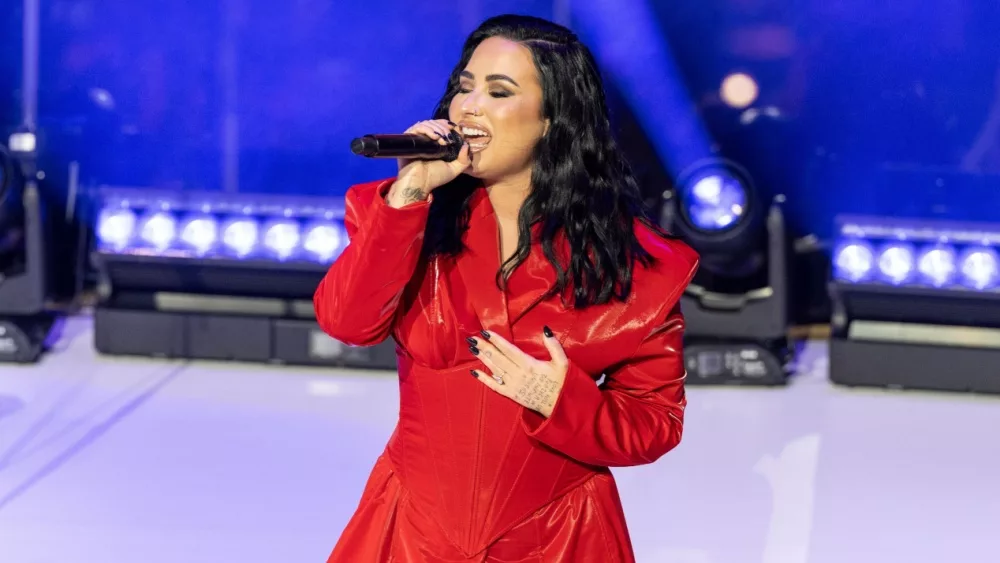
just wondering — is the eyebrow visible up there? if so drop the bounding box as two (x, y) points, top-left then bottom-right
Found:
(459, 70), (520, 87)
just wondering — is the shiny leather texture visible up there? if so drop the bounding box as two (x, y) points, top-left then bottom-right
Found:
(314, 179), (699, 562)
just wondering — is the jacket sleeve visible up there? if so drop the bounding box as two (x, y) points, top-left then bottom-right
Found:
(313, 178), (429, 346)
(522, 304), (689, 467)
(520, 248), (699, 467)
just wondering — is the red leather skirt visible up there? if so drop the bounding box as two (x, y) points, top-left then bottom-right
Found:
(327, 454), (636, 563)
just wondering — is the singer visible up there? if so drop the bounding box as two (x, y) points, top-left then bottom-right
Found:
(315, 14), (698, 563)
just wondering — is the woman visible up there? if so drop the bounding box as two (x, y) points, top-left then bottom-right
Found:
(314, 14), (698, 563)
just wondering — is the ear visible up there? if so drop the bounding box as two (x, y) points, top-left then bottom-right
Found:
(543, 118), (551, 137)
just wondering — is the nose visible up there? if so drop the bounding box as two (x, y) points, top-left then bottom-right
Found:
(461, 91), (484, 117)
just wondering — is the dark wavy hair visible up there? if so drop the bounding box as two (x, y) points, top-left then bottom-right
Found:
(425, 14), (663, 308)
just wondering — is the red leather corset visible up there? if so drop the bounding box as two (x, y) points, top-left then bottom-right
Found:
(385, 356), (601, 556)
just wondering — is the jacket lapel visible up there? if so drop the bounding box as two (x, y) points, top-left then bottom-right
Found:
(456, 190), (568, 334)
(506, 226), (563, 326)
(456, 188), (513, 341)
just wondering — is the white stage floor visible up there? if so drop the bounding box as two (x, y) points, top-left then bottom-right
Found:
(0, 316), (997, 563)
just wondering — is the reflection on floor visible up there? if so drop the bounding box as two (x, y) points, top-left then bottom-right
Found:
(0, 316), (998, 563)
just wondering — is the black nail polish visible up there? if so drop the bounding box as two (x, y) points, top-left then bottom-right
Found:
(466, 336), (477, 346)
(480, 330), (490, 340)
(543, 325), (554, 338)
(469, 345), (480, 356)
(470, 369), (478, 377)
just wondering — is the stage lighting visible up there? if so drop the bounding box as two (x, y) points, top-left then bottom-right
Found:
(720, 72), (759, 109)
(829, 215), (1000, 394)
(680, 172), (748, 231)
(89, 187), (396, 368)
(0, 147), (21, 251)
(661, 158), (791, 386)
(0, 135), (55, 363)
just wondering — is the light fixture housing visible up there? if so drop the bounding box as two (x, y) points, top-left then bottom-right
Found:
(0, 136), (55, 364)
(829, 215), (1000, 394)
(661, 158), (791, 385)
(89, 186), (395, 368)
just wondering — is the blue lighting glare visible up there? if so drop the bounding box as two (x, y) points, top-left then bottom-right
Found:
(834, 218), (1000, 292)
(960, 248), (999, 290)
(303, 223), (344, 262)
(95, 195), (347, 264)
(916, 246), (957, 287)
(179, 216), (219, 254)
(833, 241), (875, 282)
(876, 243), (915, 285)
(97, 209), (137, 251)
(263, 220), (302, 260)
(681, 173), (748, 231)
(138, 212), (177, 251)
(221, 218), (259, 257)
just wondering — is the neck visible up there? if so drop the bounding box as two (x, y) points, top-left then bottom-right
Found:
(483, 170), (532, 222)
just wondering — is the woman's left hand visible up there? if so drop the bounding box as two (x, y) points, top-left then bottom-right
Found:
(467, 327), (568, 418)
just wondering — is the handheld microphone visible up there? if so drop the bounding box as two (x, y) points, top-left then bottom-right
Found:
(350, 132), (463, 162)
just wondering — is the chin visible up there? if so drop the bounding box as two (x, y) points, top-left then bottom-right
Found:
(464, 152), (526, 183)
(465, 155), (490, 180)
(466, 168), (505, 183)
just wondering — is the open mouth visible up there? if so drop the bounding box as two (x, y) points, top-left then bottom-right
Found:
(459, 124), (492, 153)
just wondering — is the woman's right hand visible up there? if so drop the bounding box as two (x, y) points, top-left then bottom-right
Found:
(387, 119), (471, 207)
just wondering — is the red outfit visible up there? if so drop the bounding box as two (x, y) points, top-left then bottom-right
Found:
(314, 179), (699, 563)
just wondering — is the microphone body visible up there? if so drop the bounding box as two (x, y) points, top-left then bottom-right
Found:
(351, 132), (463, 162)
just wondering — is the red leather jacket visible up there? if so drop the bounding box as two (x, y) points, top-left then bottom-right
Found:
(314, 179), (699, 556)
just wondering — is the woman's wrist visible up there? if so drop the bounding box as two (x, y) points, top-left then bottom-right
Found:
(386, 181), (430, 208)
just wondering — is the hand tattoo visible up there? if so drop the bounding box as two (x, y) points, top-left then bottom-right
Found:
(515, 370), (560, 416)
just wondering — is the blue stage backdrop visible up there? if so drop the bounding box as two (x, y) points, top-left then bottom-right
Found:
(11, 0), (1000, 240)
(1, 5), (25, 130)
(30, 0), (559, 196)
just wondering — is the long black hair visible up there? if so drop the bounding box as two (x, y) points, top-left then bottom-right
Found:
(425, 14), (663, 309)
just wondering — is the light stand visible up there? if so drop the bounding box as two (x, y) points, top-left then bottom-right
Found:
(660, 159), (792, 385)
(0, 0), (56, 363)
(0, 137), (56, 363)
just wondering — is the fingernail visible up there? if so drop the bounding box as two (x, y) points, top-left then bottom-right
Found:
(466, 336), (477, 346)
(543, 326), (554, 338)
(480, 330), (490, 340)
(469, 345), (480, 356)
(470, 369), (478, 377)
